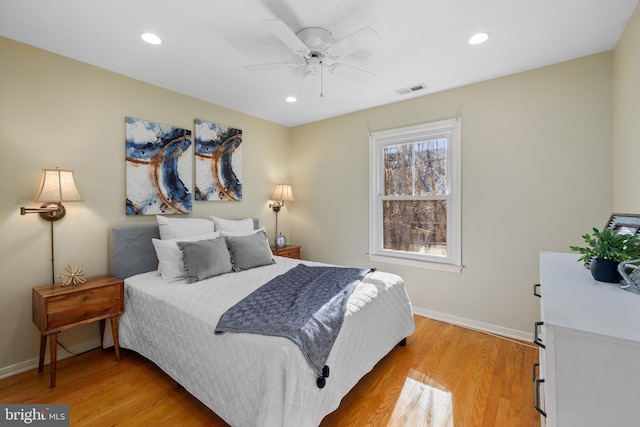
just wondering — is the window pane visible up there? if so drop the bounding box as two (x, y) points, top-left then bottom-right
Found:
(384, 138), (447, 196)
(382, 200), (447, 256)
(384, 144), (412, 196)
(415, 139), (447, 195)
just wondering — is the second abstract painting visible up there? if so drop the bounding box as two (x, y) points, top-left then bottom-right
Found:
(194, 119), (243, 202)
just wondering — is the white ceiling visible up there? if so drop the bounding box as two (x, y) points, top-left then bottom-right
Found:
(1, 0), (638, 127)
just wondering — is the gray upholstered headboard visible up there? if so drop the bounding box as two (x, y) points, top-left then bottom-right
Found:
(109, 219), (259, 280)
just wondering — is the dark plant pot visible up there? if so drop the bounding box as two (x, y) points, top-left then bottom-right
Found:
(591, 259), (622, 283)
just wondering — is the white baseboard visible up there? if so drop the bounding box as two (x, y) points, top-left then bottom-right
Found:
(0, 338), (101, 380)
(413, 306), (534, 343)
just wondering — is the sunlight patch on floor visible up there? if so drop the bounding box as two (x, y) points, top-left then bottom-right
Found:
(388, 374), (454, 427)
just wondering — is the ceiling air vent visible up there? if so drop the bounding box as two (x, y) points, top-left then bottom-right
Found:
(395, 83), (427, 96)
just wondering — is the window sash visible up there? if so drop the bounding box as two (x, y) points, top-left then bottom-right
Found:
(383, 138), (448, 197)
(382, 199), (449, 256)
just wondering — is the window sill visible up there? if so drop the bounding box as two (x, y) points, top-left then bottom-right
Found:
(368, 254), (463, 273)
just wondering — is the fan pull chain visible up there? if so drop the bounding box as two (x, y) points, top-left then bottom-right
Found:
(320, 59), (324, 98)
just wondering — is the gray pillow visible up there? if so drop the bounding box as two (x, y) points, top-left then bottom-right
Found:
(177, 237), (233, 283)
(225, 231), (274, 272)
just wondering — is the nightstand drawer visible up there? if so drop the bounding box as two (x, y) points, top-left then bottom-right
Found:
(271, 245), (301, 259)
(47, 299), (122, 331)
(278, 248), (300, 258)
(47, 284), (121, 312)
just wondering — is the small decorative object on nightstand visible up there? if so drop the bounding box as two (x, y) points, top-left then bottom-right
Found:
(32, 275), (124, 388)
(275, 233), (287, 248)
(57, 264), (86, 287)
(271, 244), (301, 260)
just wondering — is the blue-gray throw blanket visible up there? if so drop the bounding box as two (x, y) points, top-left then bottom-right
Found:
(214, 264), (373, 383)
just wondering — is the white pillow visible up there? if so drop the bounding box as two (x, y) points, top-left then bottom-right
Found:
(210, 216), (254, 232)
(152, 232), (219, 281)
(218, 226), (266, 237)
(157, 215), (215, 240)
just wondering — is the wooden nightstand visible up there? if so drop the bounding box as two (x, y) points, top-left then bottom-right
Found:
(271, 245), (301, 259)
(32, 275), (124, 388)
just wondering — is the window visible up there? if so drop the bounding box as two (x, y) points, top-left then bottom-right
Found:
(369, 118), (461, 271)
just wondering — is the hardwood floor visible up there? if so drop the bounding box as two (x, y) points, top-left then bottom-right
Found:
(0, 316), (540, 426)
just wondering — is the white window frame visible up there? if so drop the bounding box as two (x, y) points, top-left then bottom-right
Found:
(369, 118), (462, 272)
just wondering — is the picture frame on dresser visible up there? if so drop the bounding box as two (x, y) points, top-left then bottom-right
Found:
(605, 213), (640, 236)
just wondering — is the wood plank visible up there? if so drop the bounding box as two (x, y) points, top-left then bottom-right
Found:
(0, 316), (540, 426)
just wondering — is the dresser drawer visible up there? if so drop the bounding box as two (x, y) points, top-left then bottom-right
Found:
(47, 299), (123, 331)
(47, 284), (121, 312)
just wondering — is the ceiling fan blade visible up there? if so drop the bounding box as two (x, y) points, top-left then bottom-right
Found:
(327, 62), (375, 80)
(325, 27), (380, 59)
(244, 61), (303, 72)
(263, 19), (310, 57)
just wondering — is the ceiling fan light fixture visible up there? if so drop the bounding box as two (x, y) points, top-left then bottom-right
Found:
(468, 32), (489, 45)
(141, 32), (162, 45)
(307, 55), (322, 73)
(296, 27), (334, 52)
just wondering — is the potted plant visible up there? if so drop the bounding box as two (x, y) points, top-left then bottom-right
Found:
(570, 227), (640, 283)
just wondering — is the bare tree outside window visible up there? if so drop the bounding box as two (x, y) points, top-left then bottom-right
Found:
(382, 139), (448, 256)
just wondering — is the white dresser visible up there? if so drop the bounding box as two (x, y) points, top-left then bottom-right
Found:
(535, 252), (640, 427)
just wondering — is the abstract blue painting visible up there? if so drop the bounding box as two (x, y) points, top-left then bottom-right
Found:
(194, 119), (243, 201)
(125, 117), (193, 215)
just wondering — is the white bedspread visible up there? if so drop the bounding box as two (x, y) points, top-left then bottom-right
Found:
(118, 256), (415, 427)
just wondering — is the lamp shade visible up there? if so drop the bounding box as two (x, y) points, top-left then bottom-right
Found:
(271, 184), (294, 202)
(34, 168), (83, 202)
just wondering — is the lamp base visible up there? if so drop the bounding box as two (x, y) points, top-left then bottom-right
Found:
(270, 201), (282, 213)
(38, 203), (66, 221)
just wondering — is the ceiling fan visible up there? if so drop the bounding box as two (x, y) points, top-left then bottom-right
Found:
(245, 20), (379, 96)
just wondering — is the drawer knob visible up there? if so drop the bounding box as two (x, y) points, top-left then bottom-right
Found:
(84, 296), (90, 301)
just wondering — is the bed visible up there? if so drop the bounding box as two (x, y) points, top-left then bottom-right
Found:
(109, 219), (415, 427)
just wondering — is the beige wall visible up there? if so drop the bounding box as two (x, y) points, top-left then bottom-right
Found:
(0, 37), (292, 373)
(290, 52), (614, 336)
(614, 4), (640, 211)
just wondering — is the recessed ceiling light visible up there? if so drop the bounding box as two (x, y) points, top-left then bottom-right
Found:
(141, 32), (162, 45)
(468, 32), (489, 45)
(285, 96), (297, 103)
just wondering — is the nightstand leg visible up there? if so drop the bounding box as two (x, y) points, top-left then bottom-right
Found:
(99, 318), (105, 344)
(38, 335), (46, 372)
(110, 316), (121, 362)
(49, 333), (57, 388)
